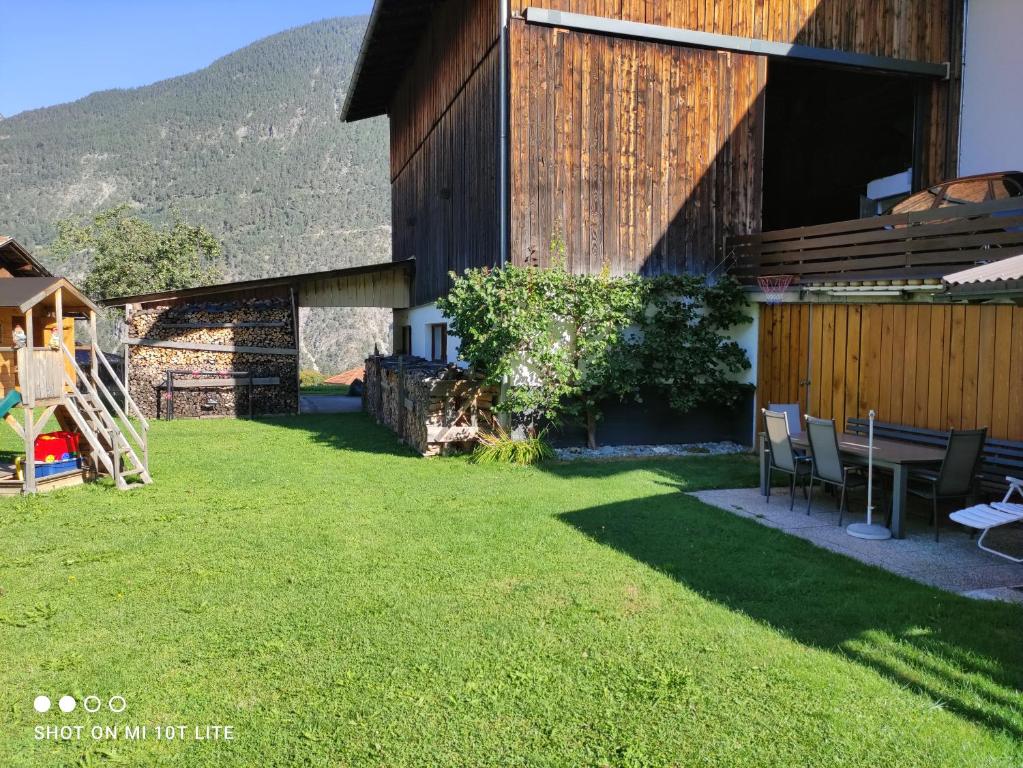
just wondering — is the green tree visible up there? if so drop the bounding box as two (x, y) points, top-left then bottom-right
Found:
(53, 204), (223, 299)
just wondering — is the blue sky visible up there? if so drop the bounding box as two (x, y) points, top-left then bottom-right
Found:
(0, 0), (375, 116)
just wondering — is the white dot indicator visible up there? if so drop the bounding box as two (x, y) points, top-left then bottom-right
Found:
(33, 695), (51, 713)
(58, 695), (76, 713)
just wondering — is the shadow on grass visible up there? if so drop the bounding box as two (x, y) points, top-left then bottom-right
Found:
(560, 494), (1023, 739)
(254, 412), (420, 459)
(260, 412), (763, 493)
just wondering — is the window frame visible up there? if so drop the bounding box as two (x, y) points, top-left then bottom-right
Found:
(429, 323), (448, 363)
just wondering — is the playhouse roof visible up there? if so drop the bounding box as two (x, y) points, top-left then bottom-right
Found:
(0, 277), (99, 314)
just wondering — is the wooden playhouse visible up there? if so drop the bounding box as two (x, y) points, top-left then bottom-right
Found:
(0, 237), (150, 494)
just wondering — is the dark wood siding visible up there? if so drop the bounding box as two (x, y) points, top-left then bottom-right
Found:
(509, 21), (766, 274)
(505, 0), (963, 274)
(389, 0), (501, 306)
(508, 0), (955, 63)
(392, 47), (500, 306)
(385, 0), (963, 299)
(390, 0), (499, 180)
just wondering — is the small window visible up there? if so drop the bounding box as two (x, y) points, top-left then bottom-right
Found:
(429, 323), (447, 362)
(400, 325), (412, 355)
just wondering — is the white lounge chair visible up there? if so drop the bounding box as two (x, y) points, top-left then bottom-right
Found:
(949, 476), (1023, 562)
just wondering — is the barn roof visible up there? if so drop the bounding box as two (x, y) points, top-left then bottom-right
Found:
(100, 259), (415, 308)
(341, 0), (442, 122)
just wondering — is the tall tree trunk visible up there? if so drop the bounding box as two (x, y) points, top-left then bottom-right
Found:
(585, 406), (598, 450)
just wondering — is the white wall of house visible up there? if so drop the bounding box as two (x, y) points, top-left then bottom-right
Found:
(958, 0), (1023, 176)
(394, 302), (462, 365)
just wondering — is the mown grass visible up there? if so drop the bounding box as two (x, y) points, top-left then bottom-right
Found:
(0, 414), (1020, 767)
(299, 384), (350, 396)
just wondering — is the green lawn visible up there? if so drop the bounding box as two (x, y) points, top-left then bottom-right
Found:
(300, 384), (351, 396)
(1, 414), (1020, 767)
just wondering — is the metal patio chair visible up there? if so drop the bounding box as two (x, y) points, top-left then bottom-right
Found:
(768, 403), (803, 436)
(907, 427), (987, 541)
(805, 416), (869, 524)
(763, 409), (811, 510)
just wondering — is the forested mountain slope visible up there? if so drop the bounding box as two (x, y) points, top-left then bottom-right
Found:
(0, 17), (393, 371)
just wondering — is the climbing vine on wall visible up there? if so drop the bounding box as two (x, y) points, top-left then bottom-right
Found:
(438, 264), (752, 447)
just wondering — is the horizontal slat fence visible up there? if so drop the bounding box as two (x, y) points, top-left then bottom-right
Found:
(758, 302), (1023, 442)
(729, 198), (1023, 282)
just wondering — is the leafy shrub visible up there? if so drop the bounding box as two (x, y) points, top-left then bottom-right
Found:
(439, 264), (752, 448)
(300, 369), (326, 388)
(470, 422), (555, 466)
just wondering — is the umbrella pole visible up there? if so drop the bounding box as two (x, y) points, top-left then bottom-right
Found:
(847, 409), (892, 540)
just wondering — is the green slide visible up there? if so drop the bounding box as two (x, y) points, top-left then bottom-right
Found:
(0, 390), (22, 420)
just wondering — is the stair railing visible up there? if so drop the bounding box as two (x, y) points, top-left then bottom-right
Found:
(93, 346), (149, 472)
(61, 344), (147, 486)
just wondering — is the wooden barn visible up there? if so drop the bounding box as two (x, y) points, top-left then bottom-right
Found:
(343, 0), (990, 445)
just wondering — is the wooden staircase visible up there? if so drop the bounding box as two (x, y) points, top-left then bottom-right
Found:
(58, 345), (151, 490)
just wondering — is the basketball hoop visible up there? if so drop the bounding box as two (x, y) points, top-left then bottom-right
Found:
(756, 274), (795, 303)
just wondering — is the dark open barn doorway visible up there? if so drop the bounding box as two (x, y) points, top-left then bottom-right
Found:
(761, 61), (918, 231)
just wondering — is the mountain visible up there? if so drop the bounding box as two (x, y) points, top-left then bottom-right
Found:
(0, 17), (393, 372)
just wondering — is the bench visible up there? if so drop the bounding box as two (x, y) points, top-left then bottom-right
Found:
(845, 418), (1023, 500)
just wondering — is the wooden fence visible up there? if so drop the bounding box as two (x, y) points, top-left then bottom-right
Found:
(728, 198), (1023, 282)
(757, 302), (1023, 442)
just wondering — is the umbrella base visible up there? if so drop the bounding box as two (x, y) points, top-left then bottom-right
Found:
(846, 523), (892, 540)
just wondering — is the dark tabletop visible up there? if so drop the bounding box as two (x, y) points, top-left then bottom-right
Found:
(790, 431), (946, 466)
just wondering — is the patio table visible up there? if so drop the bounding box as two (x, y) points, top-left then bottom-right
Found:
(760, 431), (946, 539)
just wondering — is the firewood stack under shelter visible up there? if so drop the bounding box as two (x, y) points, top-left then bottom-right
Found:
(125, 298), (299, 418)
(100, 260), (415, 420)
(364, 355), (497, 456)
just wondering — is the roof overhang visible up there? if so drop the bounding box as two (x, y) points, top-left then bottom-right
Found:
(0, 237), (53, 277)
(341, 0), (442, 122)
(100, 259), (415, 309)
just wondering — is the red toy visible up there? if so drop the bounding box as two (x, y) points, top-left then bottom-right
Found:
(34, 431), (81, 463)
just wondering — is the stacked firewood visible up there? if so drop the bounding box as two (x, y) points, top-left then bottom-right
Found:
(364, 355), (497, 456)
(126, 298), (298, 419)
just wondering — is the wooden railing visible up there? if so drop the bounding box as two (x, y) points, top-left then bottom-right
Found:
(17, 348), (65, 401)
(61, 344), (149, 481)
(725, 198), (1023, 282)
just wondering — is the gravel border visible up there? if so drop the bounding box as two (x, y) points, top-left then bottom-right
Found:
(554, 441), (749, 462)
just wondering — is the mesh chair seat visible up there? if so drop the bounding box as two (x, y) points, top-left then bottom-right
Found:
(804, 416), (883, 525)
(763, 409), (810, 510)
(907, 428), (987, 540)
